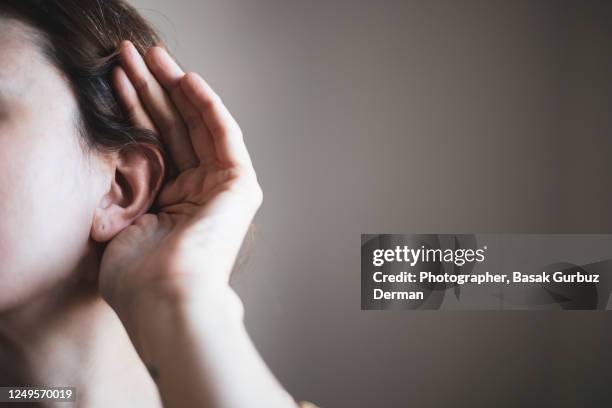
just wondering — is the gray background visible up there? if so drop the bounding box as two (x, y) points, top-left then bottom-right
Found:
(129, 1), (612, 406)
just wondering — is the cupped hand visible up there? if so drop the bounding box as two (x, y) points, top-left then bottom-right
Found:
(98, 40), (262, 322)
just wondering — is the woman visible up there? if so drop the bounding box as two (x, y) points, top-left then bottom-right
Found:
(0, 1), (317, 407)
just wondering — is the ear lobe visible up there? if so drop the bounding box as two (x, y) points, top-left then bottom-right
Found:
(91, 144), (165, 243)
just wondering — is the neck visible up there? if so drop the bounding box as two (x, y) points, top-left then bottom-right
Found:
(0, 242), (161, 408)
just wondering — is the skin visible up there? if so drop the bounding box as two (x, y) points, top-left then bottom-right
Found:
(0, 19), (297, 408)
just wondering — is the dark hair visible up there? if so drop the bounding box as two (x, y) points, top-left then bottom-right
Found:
(0, 0), (168, 161)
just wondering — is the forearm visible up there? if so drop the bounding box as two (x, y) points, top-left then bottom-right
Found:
(119, 287), (297, 408)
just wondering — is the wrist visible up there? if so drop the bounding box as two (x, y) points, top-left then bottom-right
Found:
(115, 281), (246, 358)
(112, 280), (297, 408)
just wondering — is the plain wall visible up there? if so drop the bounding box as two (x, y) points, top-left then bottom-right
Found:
(128, 1), (612, 406)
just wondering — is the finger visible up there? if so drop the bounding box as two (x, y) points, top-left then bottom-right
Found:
(112, 66), (157, 132)
(180, 72), (254, 171)
(113, 65), (180, 180)
(144, 46), (217, 169)
(119, 40), (199, 172)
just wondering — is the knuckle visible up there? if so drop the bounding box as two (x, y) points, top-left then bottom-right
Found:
(252, 183), (264, 206)
(184, 71), (200, 82)
(234, 173), (263, 206)
(229, 121), (242, 136)
(231, 291), (245, 320)
(201, 98), (215, 114)
(159, 119), (178, 135)
(183, 72), (203, 90)
(134, 77), (149, 92)
(124, 104), (138, 119)
(184, 114), (200, 132)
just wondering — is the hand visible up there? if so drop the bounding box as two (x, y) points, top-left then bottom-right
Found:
(97, 41), (298, 408)
(99, 40), (262, 326)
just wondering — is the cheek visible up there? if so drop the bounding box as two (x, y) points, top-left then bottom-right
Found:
(0, 129), (96, 310)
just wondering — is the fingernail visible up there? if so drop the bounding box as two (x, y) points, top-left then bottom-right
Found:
(120, 40), (131, 52)
(123, 41), (139, 58)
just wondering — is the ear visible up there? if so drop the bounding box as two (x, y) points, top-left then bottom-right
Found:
(91, 144), (165, 243)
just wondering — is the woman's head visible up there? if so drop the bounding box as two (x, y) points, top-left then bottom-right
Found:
(0, 0), (167, 311)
